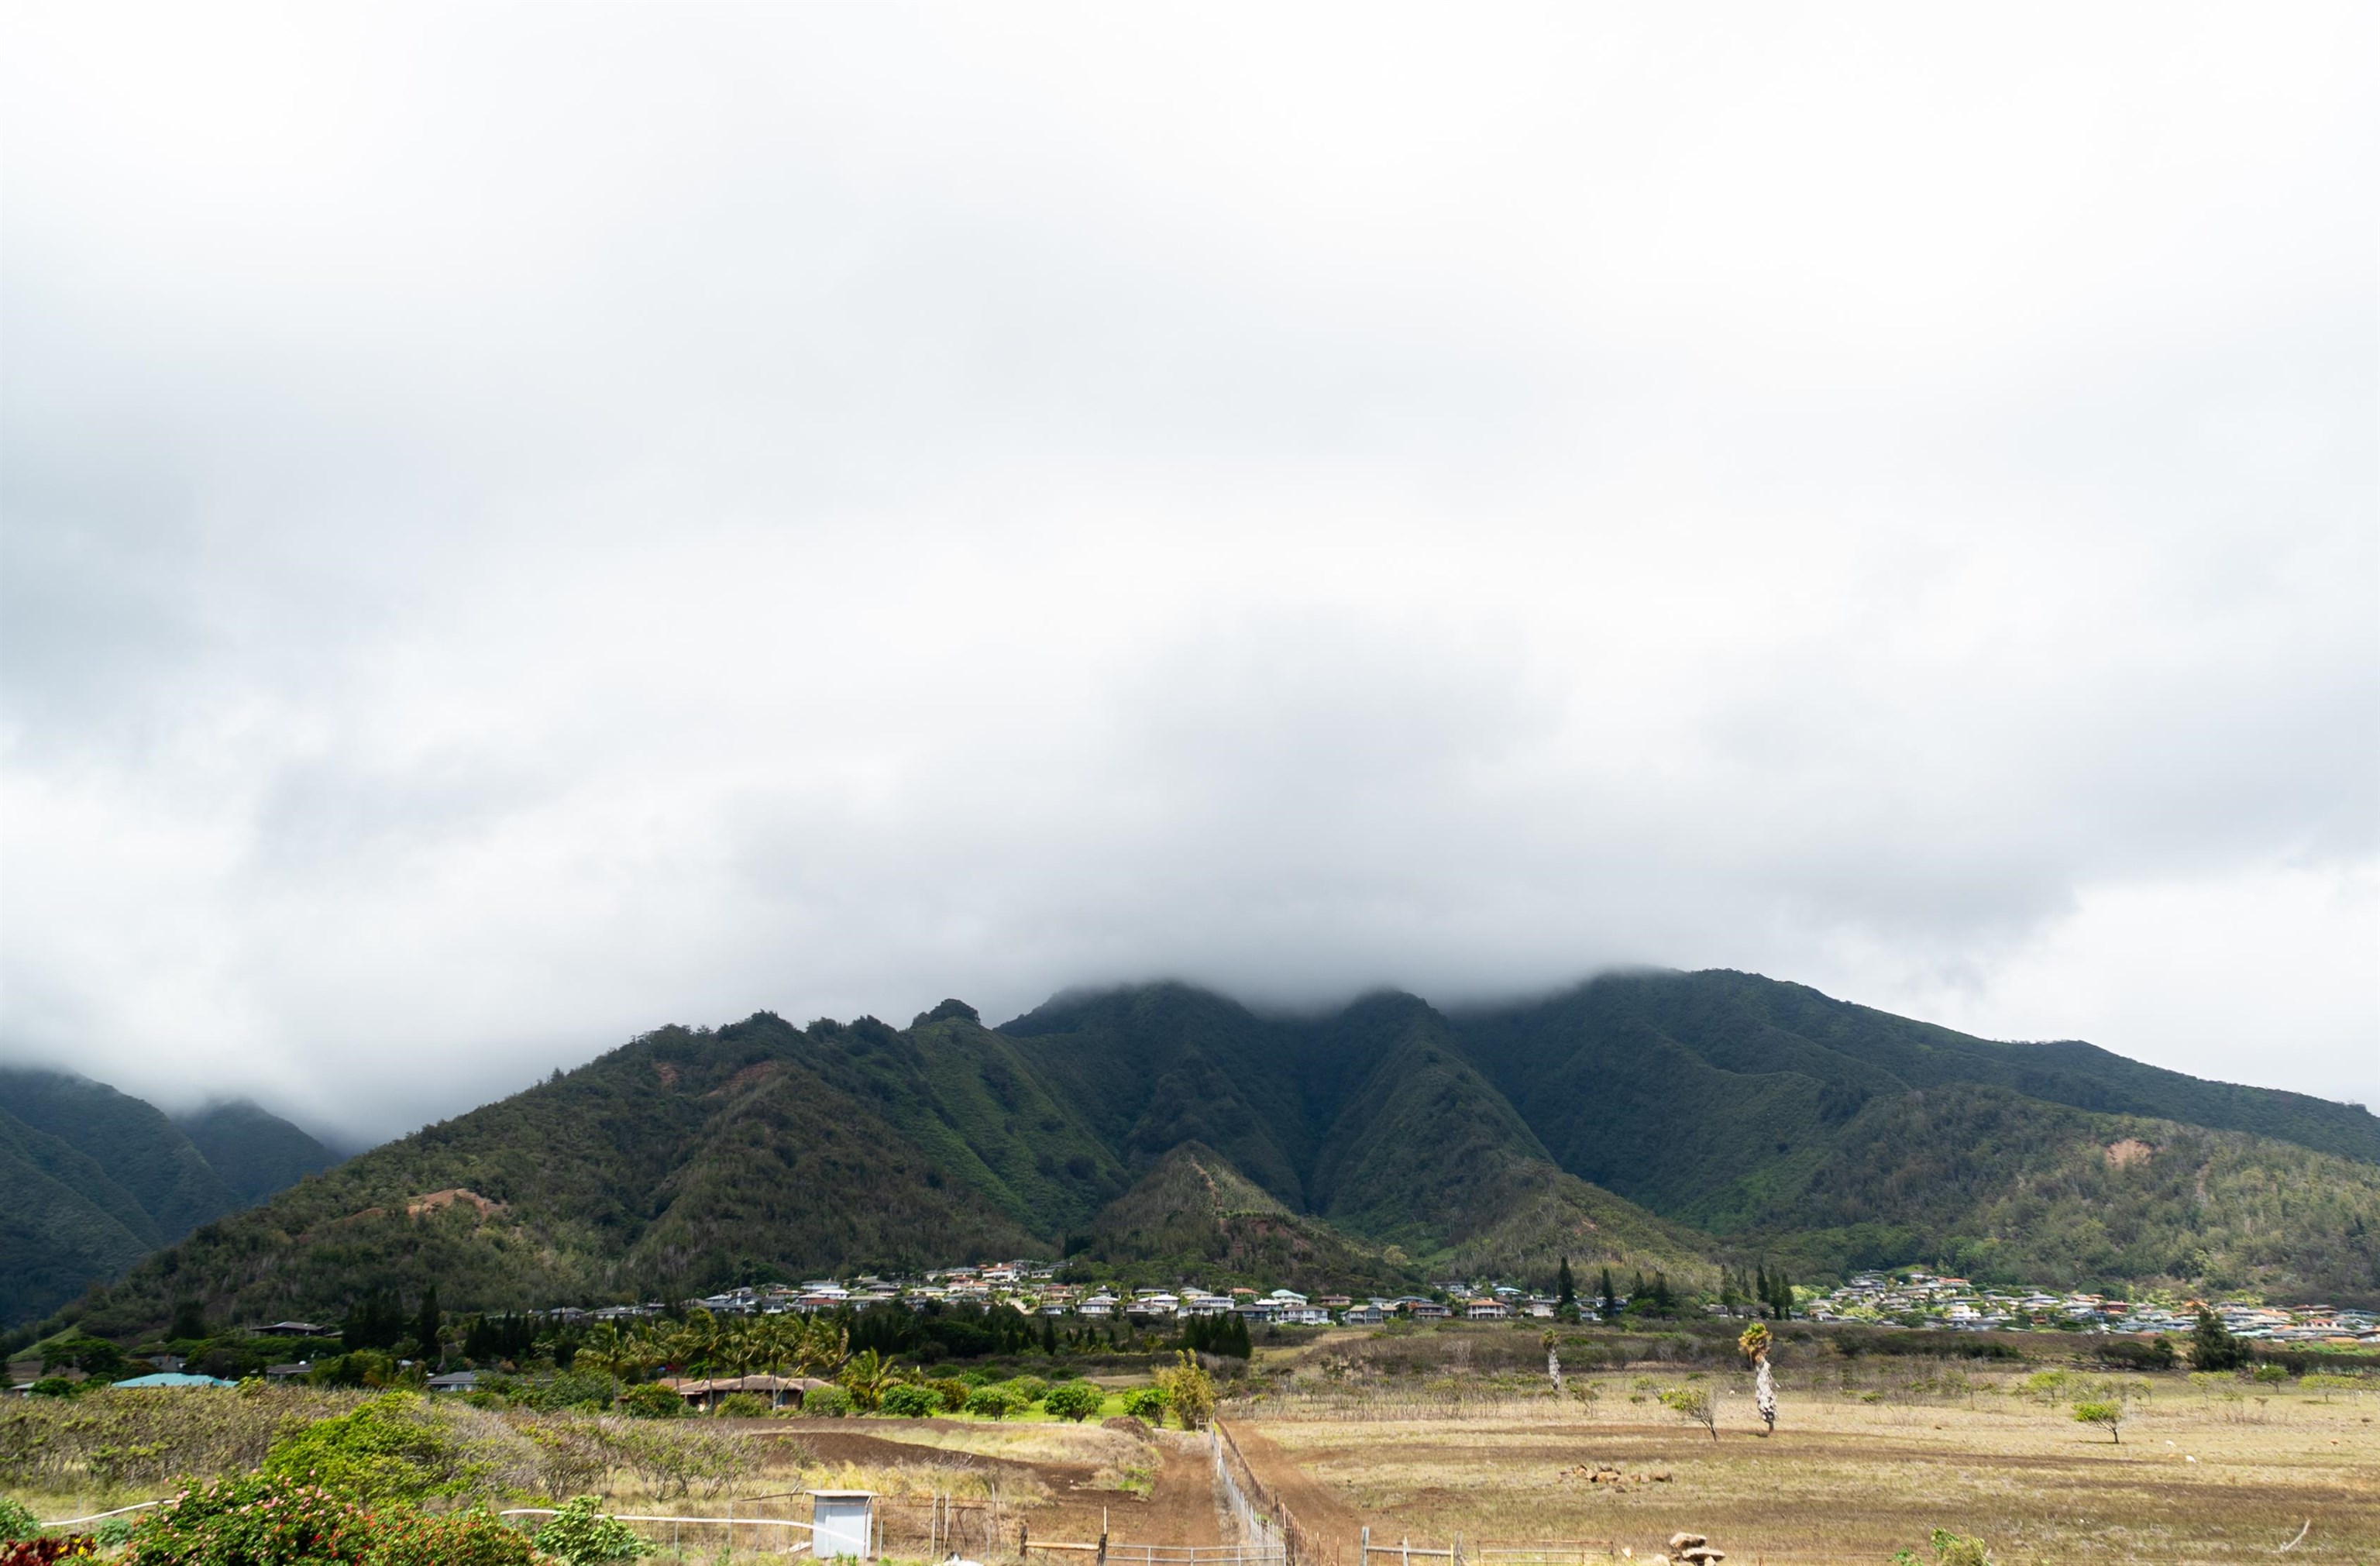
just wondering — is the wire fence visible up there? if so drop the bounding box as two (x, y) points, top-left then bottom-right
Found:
(1210, 1422), (1326, 1566)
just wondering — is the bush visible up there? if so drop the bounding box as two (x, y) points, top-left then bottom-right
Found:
(259, 1392), (483, 1503)
(534, 1496), (648, 1565)
(2095, 1338), (2175, 1372)
(518, 1374), (617, 1413)
(120, 1473), (535, 1566)
(963, 1388), (1020, 1420)
(1042, 1383), (1104, 1422)
(713, 1393), (772, 1419)
(616, 1384), (687, 1420)
(0, 1501), (35, 1542)
(25, 1382), (79, 1401)
(929, 1378), (972, 1414)
(2251, 1363), (2289, 1385)
(1928, 1527), (1991, 1566)
(1004, 1376), (1050, 1406)
(880, 1385), (941, 1419)
(801, 1385), (855, 1418)
(1120, 1388), (1167, 1422)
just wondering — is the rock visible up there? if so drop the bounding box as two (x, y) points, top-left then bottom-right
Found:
(1667, 1535), (1707, 1551)
(1682, 1552), (1725, 1564)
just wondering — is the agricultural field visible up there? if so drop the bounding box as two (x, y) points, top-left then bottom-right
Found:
(1218, 1339), (2380, 1565)
(4, 1322), (2376, 1564)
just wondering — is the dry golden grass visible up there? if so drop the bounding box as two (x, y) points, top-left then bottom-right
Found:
(1243, 1370), (2380, 1564)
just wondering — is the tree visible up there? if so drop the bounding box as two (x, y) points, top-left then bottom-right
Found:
(837, 1349), (894, 1412)
(2072, 1400), (2124, 1444)
(414, 1285), (442, 1367)
(1044, 1382), (1104, 1421)
(1556, 1257), (1577, 1310)
(168, 1299), (208, 1343)
(882, 1384), (940, 1417)
(1658, 1385), (1717, 1442)
(1598, 1268), (1619, 1322)
(1154, 1351), (1216, 1430)
(1739, 1323), (1776, 1436)
(2191, 1307), (2249, 1372)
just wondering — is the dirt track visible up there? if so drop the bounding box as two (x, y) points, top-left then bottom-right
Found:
(1218, 1420), (1365, 1554)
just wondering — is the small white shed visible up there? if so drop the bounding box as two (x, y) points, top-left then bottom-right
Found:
(809, 1489), (875, 1559)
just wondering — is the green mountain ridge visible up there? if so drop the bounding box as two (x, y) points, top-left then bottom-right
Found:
(24, 969), (2380, 1341)
(0, 1069), (343, 1327)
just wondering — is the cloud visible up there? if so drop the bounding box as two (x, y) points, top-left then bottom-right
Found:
(2, 2), (2373, 1141)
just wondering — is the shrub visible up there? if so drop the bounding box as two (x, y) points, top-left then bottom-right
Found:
(929, 1378), (972, 1414)
(119, 1473), (535, 1566)
(534, 1496), (648, 1565)
(2251, 1362), (2289, 1385)
(2095, 1338), (2175, 1372)
(1004, 1377), (1050, 1406)
(713, 1393), (772, 1419)
(1042, 1383), (1104, 1422)
(259, 1392), (483, 1503)
(963, 1388), (1020, 1420)
(1928, 1527), (1992, 1566)
(0, 1501), (35, 1542)
(801, 1385), (855, 1418)
(1120, 1388), (1167, 1422)
(518, 1374), (617, 1413)
(25, 1383), (79, 1402)
(880, 1385), (941, 1419)
(616, 1384), (687, 1420)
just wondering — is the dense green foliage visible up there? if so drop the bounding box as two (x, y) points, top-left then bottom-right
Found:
(258, 1392), (484, 1504)
(533, 1496), (648, 1565)
(176, 1102), (339, 1208)
(1, 1069), (341, 1327)
(119, 1473), (532, 1566)
(34, 971), (2380, 1344)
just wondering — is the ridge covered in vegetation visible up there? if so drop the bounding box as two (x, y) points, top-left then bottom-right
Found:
(26, 970), (2380, 1343)
(0, 1069), (340, 1327)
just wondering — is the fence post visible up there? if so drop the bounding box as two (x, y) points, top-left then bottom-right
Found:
(1021, 1522), (1030, 1561)
(1360, 1526), (1370, 1566)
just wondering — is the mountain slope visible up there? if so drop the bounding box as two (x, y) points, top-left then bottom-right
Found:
(1742, 1084), (2380, 1299)
(0, 1069), (236, 1242)
(1079, 1142), (1415, 1292)
(0, 1109), (160, 1327)
(0, 1070), (354, 1325)
(176, 1101), (342, 1206)
(61, 1014), (1044, 1338)
(34, 969), (2380, 1341)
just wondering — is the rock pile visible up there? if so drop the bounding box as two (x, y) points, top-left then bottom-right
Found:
(1651, 1533), (1724, 1564)
(1560, 1463), (1672, 1487)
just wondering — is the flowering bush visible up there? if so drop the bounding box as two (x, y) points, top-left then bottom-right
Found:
(119, 1474), (533, 1566)
(1, 1538), (99, 1564)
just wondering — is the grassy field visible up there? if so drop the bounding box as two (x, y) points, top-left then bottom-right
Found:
(1230, 1366), (2380, 1564)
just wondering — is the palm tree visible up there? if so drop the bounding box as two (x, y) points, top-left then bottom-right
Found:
(838, 1348), (894, 1412)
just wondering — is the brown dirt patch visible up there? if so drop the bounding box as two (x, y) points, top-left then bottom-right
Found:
(1221, 1420), (1365, 1552)
(404, 1187), (504, 1218)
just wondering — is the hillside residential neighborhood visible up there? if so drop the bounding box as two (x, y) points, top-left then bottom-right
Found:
(518, 1261), (2380, 1346)
(1804, 1271), (2380, 1345)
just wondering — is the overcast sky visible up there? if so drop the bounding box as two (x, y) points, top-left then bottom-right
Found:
(3, 4), (2373, 1147)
